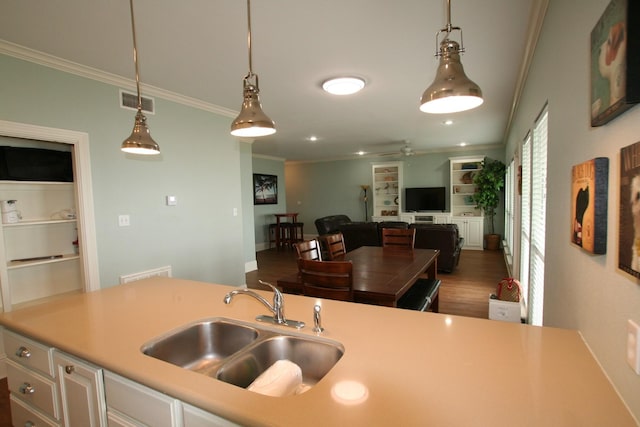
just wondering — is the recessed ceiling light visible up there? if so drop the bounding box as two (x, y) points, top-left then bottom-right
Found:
(356, 151), (366, 156)
(322, 77), (366, 95)
(442, 120), (454, 126)
(307, 136), (319, 142)
(459, 142), (467, 147)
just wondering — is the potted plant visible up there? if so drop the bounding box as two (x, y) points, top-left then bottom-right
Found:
(473, 157), (506, 250)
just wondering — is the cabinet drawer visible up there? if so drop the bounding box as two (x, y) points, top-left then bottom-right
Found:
(10, 394), (60, 427)
(105, 372), (180, 427)
(3, 329), (54, 376)
(7, 360), (60, 419)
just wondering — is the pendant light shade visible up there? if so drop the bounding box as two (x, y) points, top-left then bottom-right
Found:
(230, 77), (276, 137)
(419, 0), (483, 114)
(420, 39), (483, 114)
(121, 0), (160, 155)
(231, 0), (276, 137)
(122, 109), (160, 154)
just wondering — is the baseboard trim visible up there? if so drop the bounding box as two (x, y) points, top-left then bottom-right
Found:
(245, 260), (258, 273)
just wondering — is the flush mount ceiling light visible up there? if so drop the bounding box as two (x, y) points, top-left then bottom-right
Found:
(419, 0), (483, 114)
(230, 0), (276, 138)
(322, 77), (366, 95)
(121, 0), (160, 155)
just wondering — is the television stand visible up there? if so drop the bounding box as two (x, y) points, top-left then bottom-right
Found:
(399, 212), (451, 225)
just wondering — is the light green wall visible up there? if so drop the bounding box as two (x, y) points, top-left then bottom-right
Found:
(240, 143), (256, 268)
(251, 156), (286, 247)
(0, 54), (246, 287)
(284, 146), (505, 236)
(504, 0), (640, 419)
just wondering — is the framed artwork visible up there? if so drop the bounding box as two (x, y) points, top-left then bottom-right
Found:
(253, 173), (278, 205)
(619, 142), (640, 278)
(571, 158), (609, 254)
(590, 0), (640, 127)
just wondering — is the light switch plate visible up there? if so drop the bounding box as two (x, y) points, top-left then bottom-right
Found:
(627, 319), (640, 375)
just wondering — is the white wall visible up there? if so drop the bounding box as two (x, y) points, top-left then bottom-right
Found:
(505, 0), (640, 419)
(284, 146), (505, 237)
(0, 54), (247, 288)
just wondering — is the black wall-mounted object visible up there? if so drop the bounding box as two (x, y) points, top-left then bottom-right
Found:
(0, 146), (73, 182)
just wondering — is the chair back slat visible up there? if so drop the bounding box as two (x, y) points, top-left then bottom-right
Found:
(381, 228), (416, 249)
(294, 239), (322, 261)
(297, 258), (353, 301)
(319, 233), (347, 260)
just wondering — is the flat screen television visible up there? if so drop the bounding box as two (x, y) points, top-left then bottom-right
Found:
(405, 187), (446, 212)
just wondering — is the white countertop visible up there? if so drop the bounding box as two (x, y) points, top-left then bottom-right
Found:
(0, 277), (635, 426)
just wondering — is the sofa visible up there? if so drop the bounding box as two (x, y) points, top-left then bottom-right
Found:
(410, 224), (464, 273)
(314, 215), (464, 272)
(314, 214), (352, 235)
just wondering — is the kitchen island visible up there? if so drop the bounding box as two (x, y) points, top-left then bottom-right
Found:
(0, 277), (636, 426)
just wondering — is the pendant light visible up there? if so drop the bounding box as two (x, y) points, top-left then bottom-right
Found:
(121, 0), (160, 155)
(420, 0), (483, 114)
(230, 0), (276, 137)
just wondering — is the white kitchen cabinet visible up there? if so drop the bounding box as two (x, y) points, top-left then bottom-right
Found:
(372, 162), (403, 220)
(183, 403), (240, 427)
(54, 351), (107, 427)
(4, 329), (239, 426)
(3, 328), (61, 426)
(451, 216), (484, 250)
(104, 371), (181, 427)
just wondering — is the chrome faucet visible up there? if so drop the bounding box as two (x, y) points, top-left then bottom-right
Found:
(223, 280), (305, 329)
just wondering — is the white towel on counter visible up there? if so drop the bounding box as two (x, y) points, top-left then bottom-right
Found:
(247, 359), (303, 397)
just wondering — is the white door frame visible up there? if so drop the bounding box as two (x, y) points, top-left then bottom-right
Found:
(0, 120), (100, 310)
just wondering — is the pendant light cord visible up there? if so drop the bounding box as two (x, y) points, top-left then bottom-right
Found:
(244, 0), (257, 84)
(129, 0), (142, 111)
(435, 0), (464, 55)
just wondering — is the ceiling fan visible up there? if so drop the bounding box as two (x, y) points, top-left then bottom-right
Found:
(377, 141), (415, 157)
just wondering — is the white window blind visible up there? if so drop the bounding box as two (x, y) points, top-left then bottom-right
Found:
(504, 160), (515, 273)
(529, 108), (548, 326)
(520, 134), (532, 307)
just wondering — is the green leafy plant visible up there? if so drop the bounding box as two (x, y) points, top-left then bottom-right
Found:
(473, 157), (506, 235)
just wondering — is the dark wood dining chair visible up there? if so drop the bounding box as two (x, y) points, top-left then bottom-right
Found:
(381, 228), (416, 249)
(319, 233), (347, 260)
(294, 239), (323, 261)
(297, 258), (353, 301)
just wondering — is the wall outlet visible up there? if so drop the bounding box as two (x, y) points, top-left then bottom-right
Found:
(627, 319), (640, 375)
(118, 215), (130, 227)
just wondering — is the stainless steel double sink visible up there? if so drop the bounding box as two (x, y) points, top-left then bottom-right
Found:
(141, 317), (344, 391)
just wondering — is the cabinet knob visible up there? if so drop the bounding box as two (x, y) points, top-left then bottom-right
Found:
(25, 422), (35, 427)
(65, 365), (75, 374)
(19, 382), (35, 394)
(16, 346), (31, 358)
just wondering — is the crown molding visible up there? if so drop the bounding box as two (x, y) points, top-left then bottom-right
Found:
(0, 40), (238, 118)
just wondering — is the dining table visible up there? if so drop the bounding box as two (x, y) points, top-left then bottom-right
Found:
(277, 246), (439, 307)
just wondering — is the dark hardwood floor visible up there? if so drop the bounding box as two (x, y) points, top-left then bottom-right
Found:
(0, 248), (507, 425)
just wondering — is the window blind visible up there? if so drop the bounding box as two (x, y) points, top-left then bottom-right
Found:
(520, 133), (532, 307)
(529, 108), (548, 326)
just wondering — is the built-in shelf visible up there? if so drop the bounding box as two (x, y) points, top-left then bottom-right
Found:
(2, 219), (76, 227)
(7, 254), (80, 270)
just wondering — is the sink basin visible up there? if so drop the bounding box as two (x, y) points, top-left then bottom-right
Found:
(141, 317), (344, 392)
(141, 318), (259, 376)
(216, 335), (345, 388)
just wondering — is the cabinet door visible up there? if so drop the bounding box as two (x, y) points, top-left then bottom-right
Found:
(54, 351), (107, 427)
(451, 218), (483, 250)
(465, 219), (484, 249)
(183, 403), (240, 427)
